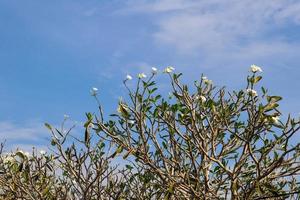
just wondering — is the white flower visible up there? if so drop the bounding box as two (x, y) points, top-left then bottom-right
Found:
(90, 87), (98, 96)
(138, 73), (147, 79)
(164, 66), (175, 73)
(250, 64), (262, 73)
(202, 76), (213, 85)
(246, 88), (258, 97)
(198, 95), (207, 103)
(40, 150), (46, 155)
(151, 67), (158, 74)
(126, 74), (133, 80)
(128, 120), (135, 124)
(271, 116), (280, 124)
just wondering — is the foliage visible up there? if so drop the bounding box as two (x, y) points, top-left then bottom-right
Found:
(1, 66), (300, 199)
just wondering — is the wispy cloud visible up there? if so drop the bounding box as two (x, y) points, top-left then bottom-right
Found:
(122, 0), (300, 57)
(0, 121), (47, 141)
(122, 0), (199, 13)
(0, 120), (85, 152)
(0, 121), (52, 152)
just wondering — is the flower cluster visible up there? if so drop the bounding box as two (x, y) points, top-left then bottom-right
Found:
(246, 88), (258, 97)
(92, 65), (264, 104)
(123, 66), (174, 83)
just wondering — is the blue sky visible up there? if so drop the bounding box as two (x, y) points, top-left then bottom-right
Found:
(0, 0), (300, 151)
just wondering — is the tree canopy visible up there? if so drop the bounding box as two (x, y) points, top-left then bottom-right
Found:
(1, 65), (300, 199)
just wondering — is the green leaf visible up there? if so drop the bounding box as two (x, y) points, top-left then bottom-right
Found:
(162, 141), (167, 149)
(111, 146), (124, 158)
(261, 86), (267, 94)
(116, 145), (123, 153)
(248, 75), (262, 84)
(51, 139), (56, 146)
(155, 95), (162, 101)
(125, 164), (133, 170)
(267, 96), (282, 103)
(253, 76), (262, 84)
(213, 166), (220, 172)
(143, 81), (148, 88)
(44, 123), (52, 131)
(148, 81), (156, 87)
(149, 87), (158, 94)
(85, 112), (93, 121)
(264, 103), (279, 112)
(98, 142), (105, 149)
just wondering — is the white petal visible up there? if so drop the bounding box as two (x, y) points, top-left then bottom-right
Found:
(152, 67), (158, 74)
(126, 75), (133, 80)
(138, 73), (147, 78)
(90, 87), (98, 96)
(250, 64), (262, 73)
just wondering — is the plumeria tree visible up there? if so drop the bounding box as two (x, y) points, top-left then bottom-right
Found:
(94, 65), (300, 199)
(1, 65), (300, 199)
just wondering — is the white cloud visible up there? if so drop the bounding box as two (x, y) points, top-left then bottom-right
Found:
(123, 0), (199, 13)
(0, 121), (50, 152)
(0, 120), (84, 153)
(0, 121), (47, 141)
(123, 0), (300, 57)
